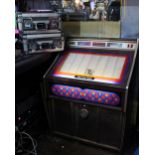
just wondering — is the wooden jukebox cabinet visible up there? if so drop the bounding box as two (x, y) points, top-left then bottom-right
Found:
(42, 38), (139, 152)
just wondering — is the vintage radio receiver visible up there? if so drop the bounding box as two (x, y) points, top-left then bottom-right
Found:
(17, 12), (61, 34)
(22, 33), (64, 54)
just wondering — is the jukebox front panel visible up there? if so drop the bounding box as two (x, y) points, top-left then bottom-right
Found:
(49, 48), (133, 108)
(43, 38), (138, 151)
(52, 51), (128, 85)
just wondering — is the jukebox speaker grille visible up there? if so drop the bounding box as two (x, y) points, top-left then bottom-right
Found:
(51, 84), (120, 106)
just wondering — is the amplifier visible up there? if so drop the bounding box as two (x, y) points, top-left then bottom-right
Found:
(17, 12), (61, 34)
(22, 33), (64, 54)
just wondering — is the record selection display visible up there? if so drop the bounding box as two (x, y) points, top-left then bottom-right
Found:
(53, 51), (128, 84)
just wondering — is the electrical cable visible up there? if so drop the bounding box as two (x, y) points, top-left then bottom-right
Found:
(15, 127), (38, 155)
(21, 132), (37, 155)
(22, 135), (37, 155)
(15, 127), (23, 152)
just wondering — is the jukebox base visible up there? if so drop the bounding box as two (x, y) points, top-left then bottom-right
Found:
(48, 97), (124, 152)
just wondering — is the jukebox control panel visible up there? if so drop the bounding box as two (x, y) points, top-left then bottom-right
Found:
(68, 39), (137, 50)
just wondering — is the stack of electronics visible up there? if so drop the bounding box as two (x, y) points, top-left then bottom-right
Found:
(15, 5), (23, 59)
(17, 9), (64, 55)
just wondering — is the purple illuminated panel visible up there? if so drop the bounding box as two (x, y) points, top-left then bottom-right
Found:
(83, 89), (120, 105)
(51, 84), (120, 106)
(52, 85), (82, 99)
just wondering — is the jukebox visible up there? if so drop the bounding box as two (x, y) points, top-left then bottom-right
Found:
(42, 38), (138, 152)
